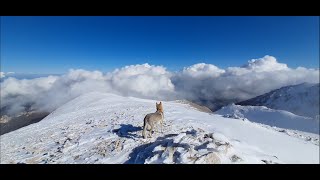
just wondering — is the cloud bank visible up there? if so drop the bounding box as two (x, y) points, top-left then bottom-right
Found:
(1, 55), (319, 116)
(0, 72), (5, 78)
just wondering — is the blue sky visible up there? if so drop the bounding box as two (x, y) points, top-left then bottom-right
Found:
(1, 16), (319, 74)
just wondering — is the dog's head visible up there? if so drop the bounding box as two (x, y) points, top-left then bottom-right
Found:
(156, 102), (163, 113)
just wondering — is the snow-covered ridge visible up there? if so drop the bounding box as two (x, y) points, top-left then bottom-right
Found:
(216, 104), (319, 134)
(1, 92), (319, 164)
(237, 83), (320, 118)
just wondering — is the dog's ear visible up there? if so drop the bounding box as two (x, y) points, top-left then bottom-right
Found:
(159, 102), (162, 105)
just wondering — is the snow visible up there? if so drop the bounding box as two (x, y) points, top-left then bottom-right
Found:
(216, 104), (319, 134)
(1, 92), (319, 164)
(238, 83), (319, 118)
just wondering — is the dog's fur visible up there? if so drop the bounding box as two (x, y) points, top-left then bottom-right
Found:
(142, 102), (164, 139)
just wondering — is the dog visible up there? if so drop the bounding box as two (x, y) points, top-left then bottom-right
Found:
(142, 102), (164, 139)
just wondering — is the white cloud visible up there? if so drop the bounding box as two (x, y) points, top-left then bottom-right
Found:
(1, 64), (175, 115)
(1, 56), (319, 115)
(0, 76), (58, 114)
(182, 63), (225, 78)
(108, 63), (174, 98)
(0, 72), (5, 78)
(0, 72), (16, 79)
(172, 55), (319, 110)
(225, 55), (289, 76)
(244, 55), (288, 71)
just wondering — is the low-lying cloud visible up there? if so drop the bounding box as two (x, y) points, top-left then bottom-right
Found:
(0, 72), (5, 78)
(1, 55), (319, 116)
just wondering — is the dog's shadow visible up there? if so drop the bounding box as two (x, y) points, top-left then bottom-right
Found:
(112, 124), (143, 139)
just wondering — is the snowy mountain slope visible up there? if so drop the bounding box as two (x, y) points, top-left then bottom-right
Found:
(1, 92), (319, 164)
(216, 104), (319, 134)
(237, 83), (320, 118)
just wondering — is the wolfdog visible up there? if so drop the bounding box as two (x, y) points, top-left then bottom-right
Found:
(142, 102), (164, 139)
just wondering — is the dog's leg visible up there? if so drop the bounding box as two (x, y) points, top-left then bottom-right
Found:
(156, 123), (161, 133)
(154, 123), (158, 133)
(142, 117), (147, 139)
(161, 114), (164, 133)
(161, 120), (163, 133)
(149, 124), (154, 138)
(142, 125), (147, 139)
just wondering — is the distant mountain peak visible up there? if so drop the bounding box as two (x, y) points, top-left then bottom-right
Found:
(237, 83), (320, 118)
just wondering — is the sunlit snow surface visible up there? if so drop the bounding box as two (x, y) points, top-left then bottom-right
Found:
(1, 92), (318, 164)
